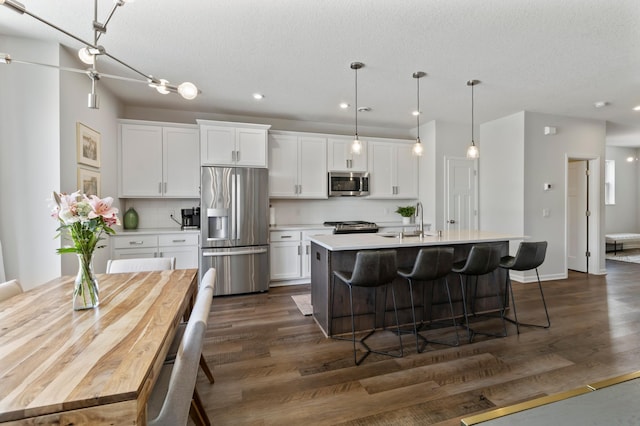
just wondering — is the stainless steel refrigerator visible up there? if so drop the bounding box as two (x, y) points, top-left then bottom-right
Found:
(200, 166), (269, 296)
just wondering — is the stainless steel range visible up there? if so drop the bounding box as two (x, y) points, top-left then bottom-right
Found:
(324, 221), (379, 234)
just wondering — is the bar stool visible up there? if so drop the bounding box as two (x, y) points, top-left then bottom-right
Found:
(397, 247), (459, 352)
(499, 241), (550, 334)
(452, 244), (505, 343)
(331, 250), (403, 365)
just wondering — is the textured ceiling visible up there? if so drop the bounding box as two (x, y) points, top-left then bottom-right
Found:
(1, 0), (639, 144)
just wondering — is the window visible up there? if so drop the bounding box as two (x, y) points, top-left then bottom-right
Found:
(605, 160), (615, 205)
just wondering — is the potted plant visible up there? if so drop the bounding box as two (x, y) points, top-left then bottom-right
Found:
(396, 205), (416, 224)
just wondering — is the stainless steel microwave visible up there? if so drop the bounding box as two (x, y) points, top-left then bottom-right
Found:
(328, 172), (369, 197)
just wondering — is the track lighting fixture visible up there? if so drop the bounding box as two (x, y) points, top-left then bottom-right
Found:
(0, 0), (199, 109)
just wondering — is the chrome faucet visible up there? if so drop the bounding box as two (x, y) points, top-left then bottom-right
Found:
(415, 201), (423, 236)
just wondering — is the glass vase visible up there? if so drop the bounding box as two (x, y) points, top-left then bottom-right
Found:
(73, 252), (99, 310)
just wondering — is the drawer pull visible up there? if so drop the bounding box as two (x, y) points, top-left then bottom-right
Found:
(129, 241), (144, 245)
(280, 235), (292, 239)
(172, 239), (186, 243)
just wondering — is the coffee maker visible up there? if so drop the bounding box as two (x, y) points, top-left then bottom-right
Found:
(180, 207), (200, 230)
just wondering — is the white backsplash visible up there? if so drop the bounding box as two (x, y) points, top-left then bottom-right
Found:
(122, 197), (432, 230)
(122, 199), (200, 229)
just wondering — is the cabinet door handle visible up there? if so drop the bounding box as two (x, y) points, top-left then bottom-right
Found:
(298, 185), (302, 194)
(231, 151), (236, 162)
(306, 246), (310, 255)
(158, 182), (162, 194)
(129, 241), (144, 245)
(235, 150), (240, 162)
(298, 246), (301, 256)
(163, 182), (167, 193)
(280, 235), (292, 239)
(172, 239), (186, 243)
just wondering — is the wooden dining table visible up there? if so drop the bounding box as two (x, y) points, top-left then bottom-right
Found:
(0, 268), (198, 425)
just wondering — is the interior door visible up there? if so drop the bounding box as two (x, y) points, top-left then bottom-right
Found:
(446, 158), (477, 231)
(567, 160), (588, 272)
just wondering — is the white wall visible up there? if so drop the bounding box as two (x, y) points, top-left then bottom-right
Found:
(479, 112), (525, 235)
(0, 36), (61, 289)
(605, 146), (638, 233)
(479, 110), (606, 280)
(418, 121), (437, 226)
(59, 47), (123, 275)
(524, 112), (606, 276)
(0, 38), (122, 288)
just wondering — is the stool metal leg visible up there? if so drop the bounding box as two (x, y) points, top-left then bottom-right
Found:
(331, 276), (403, 365)
(458, 274), (473, 343)
(504, 268), (551, 333)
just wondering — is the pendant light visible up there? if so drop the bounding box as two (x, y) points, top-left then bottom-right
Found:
(466, 79), (480, 159)
(350, 62), (364, 155)
(412, 71), (426, 156)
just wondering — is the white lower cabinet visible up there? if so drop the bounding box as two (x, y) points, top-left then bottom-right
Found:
(270, 228), (333, 284)
(111, 232), (199, 269)
(270, 231), (302, 280)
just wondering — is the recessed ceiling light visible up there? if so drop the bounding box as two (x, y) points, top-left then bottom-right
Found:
(253, 93), (264, 100)
(412, 110), (420, 116)
(594, 101), (608, 108)
(340, 102), (349, 109)
(633, 105), (640, 111)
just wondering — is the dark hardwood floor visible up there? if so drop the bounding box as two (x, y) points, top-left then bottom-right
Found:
(197, 260), (640, 425)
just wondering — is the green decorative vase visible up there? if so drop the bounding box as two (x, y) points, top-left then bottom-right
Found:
(123, 207), (139, 230)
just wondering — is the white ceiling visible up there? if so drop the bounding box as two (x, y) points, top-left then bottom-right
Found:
(1, 0), (640, 144)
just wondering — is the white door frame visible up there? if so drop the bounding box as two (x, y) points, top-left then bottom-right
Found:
(565, 154), (602, 275)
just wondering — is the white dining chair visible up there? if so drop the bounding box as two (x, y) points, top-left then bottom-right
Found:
(166, 268), (216, 384)
(105, 257), (176, 273)
(0, 279), (23, 302)
(146, 272), (214, 426)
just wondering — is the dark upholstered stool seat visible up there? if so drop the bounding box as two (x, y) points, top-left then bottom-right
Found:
(452, 244), (506, 343)
(499, 241), (550, 334)
(397, 247), (459, 352)
(331, 250), (403, 365)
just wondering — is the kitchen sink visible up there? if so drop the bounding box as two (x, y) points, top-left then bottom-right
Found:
(377, 231), (424, 238)
(377, 233), (400, 238)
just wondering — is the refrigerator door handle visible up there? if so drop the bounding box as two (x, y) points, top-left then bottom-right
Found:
(202, 248), (268, 257)
(235, 172), (242, 241)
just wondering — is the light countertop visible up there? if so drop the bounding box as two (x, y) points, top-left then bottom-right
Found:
(111, 228), (200, 236)
(309, 230), (527, 251)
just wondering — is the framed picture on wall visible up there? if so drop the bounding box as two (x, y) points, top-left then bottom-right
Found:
(76, 122), (101, 168)
(77, 167), (101, 197)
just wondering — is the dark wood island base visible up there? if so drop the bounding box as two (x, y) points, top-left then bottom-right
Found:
(309, 232), (522, 337)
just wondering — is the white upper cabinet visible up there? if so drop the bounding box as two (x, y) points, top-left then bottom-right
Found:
(198, 120), (271, 167)
(268, 132), (327, 199)
(367, 140), (418, 199)
(119, 121), (199, 198)
(327, 137), (368, 172)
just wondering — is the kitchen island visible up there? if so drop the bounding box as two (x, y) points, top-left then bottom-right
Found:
(309, 230), (526, 337)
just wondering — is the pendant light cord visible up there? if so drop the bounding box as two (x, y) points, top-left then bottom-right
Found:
(416, 75), (420, 139)
(355, 65), (359, 138)
(471, 82), (474, 144)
